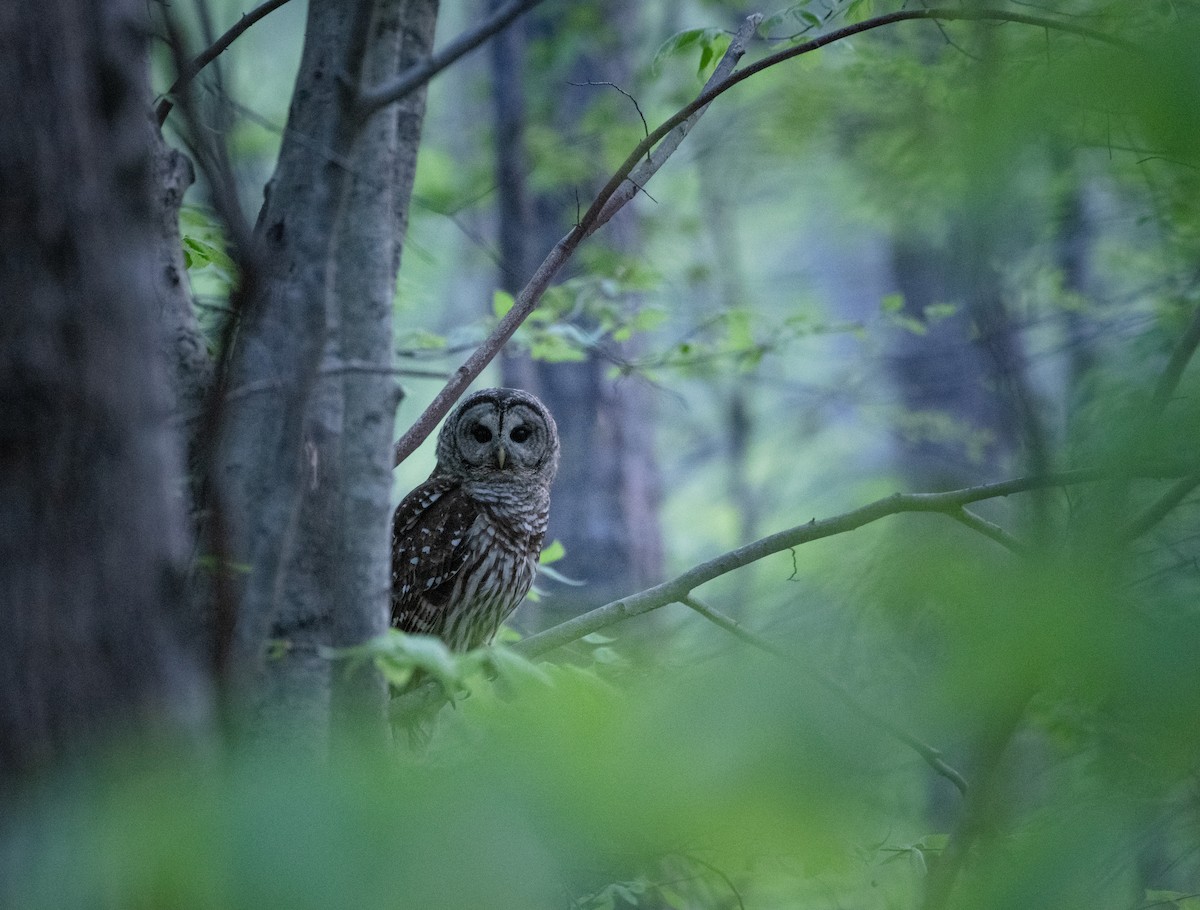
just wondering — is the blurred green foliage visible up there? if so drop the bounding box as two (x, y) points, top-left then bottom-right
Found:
(24, 0), (1200, 907)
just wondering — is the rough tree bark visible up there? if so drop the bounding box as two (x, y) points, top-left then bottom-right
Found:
(215, 0), (439, 750)
(0, 0), (207, 782)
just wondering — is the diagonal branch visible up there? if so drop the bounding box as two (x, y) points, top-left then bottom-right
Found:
(155, 0), (296, 127)
(1124, 471), (1200, 541)
(682, 595), (968, 794)
(391, 7), (1131, 467)
(587, 15), (761, 236)
(355, 0), (550, 121)
(390, 14), (759, 466)
(950, 506), (1027, 555)
(513, 470), (1116, 659)
(1150, 300), (1200, 413)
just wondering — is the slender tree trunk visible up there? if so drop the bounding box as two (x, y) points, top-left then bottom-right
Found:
(0, 0), (207, 782)
(216, 0), (438, 749)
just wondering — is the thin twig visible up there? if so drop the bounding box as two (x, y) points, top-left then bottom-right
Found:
(567, 79), (651, 146)
(951, 506), (1027, 555)
(220, 362), (449, 406)
(1150, 301), (1200, 412)
(681, 595), (968, 795)
(1125, 472), (1200, 540)
(161, 12), (262, 676)
(156, 0), (295, 126)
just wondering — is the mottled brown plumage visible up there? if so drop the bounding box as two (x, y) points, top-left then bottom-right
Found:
(391, 388), (559, 651)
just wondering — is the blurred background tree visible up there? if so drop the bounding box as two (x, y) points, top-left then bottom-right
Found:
(3, 1), (1200, 908)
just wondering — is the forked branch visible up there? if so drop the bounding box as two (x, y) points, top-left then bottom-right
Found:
(155, 0), (295, 126)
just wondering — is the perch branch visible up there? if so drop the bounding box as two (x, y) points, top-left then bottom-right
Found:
(513, 470), (1113, 659)
(155, 0), (295, 126)
(682, 595), (969, 795)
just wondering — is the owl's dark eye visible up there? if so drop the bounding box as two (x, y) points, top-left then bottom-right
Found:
(471, 425), (493, 443)
(510, 425), (531, 443)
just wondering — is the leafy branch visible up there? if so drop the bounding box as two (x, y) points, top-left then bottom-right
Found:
(391, 6), (1132, 466)
(391, 13), (763, 465)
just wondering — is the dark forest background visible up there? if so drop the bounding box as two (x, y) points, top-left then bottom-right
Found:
(2, 1), (1199, 908)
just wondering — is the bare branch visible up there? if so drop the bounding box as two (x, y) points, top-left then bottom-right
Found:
(682, 596), (969, 795)
(512, 470), (1114, 659)
(1150, 300), (1200, 412)
(155, 0), (295, 127)
(356, 0), (549, 121)
(1125, 472), (1200, 540)
(950, 506), (1027, 555)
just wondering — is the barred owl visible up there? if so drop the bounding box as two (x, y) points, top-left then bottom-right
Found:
(391, 388), (559, 651)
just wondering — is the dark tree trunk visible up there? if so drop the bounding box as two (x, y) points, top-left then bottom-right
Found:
(0, 0), (207, 782)
(886, 231), (1021, 488)
(489, 0), (664, 628)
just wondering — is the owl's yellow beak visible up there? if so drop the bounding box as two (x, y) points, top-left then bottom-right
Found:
(496, 445), (507, 468)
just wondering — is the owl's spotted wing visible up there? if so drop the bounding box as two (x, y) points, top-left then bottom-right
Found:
(390, 475), (483, 636)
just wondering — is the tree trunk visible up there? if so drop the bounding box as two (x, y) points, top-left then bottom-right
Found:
(490, 0), (664, 628)
(215, 0), (438, 749)
(0, 0), (207, 782)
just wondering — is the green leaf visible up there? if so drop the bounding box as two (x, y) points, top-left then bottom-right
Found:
(538, 564), (586, 587)
(725, 309), (755, 350)
(539, 539), (566, 564)
(881, 292), (905, 313)
(908, 846), (928, 876)
(844, 0), (874, 24)
(698, 32), (731, 79)
(652, 27), (730, 80)
(923, 302), (958, 322)
(631, 307), (667, 332)
(396, 328), (447, 351)
(529, 332), (587, 363)
(652, 28), (707, 71)
(182, 235), (236, 273)
(493, 289), (515, 318)
(485, 646), (553, 687)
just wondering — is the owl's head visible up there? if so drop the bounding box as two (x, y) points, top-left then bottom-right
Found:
(436, 388), (560, 484)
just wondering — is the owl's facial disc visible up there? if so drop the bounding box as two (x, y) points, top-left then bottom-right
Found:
(436, 388), (559, 483)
